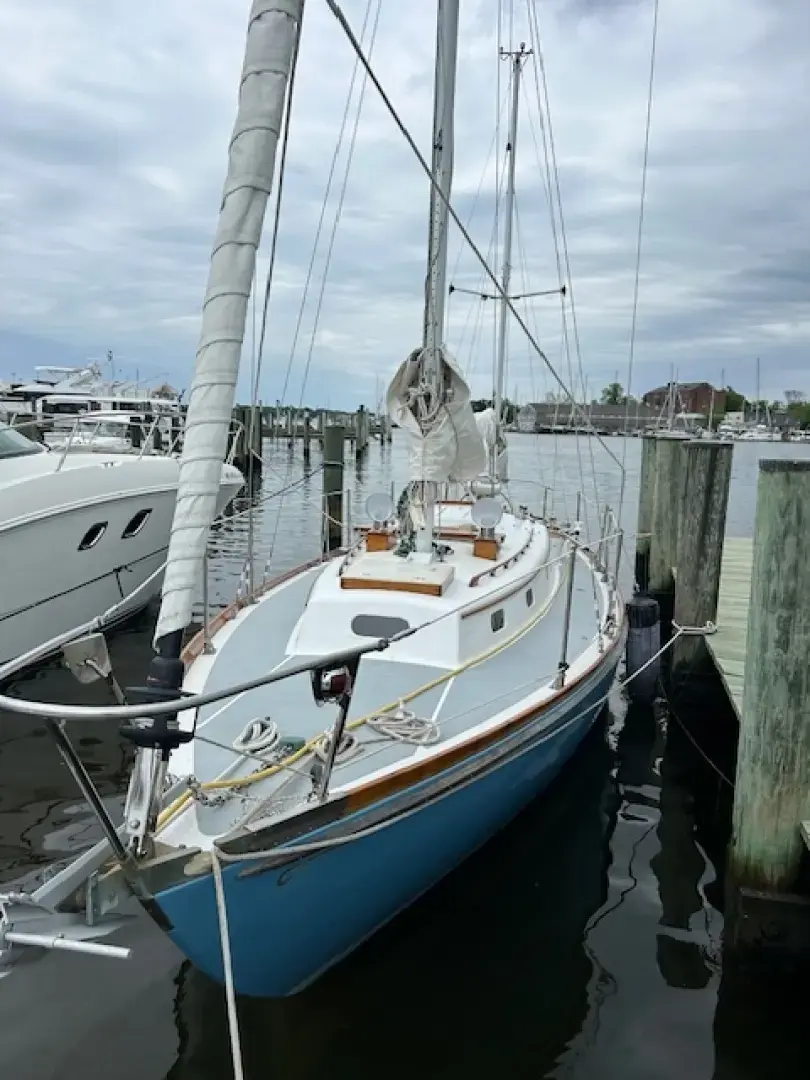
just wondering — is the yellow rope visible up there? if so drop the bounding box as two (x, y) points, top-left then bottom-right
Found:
(157, 554), (568, 833)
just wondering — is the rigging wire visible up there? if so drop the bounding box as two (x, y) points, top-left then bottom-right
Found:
(618, 0), (661, 528)
(278, 0), (378, 408)
(525, 0), (601, 535)
(323, 0), (624, 475)
(264, 0), (381, 574)
(521, 82), (572, 523)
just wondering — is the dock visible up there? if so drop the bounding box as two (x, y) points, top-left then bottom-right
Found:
(639, 440), (810, 966)
(705, 537), (753, 719)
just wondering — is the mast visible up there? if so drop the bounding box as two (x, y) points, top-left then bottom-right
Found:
(423, 0), (458, 367)
(493, 43), (530, 468)
(413, 0), (459, 553)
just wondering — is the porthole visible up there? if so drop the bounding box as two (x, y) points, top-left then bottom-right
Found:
(122, 508), (152, 538)
(491, 608), (505, 632)
(526, 587), (534, 607)
(78, 522), (107, 550)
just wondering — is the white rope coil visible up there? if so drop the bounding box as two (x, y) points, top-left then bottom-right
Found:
(312, 730), (363, 763)
(233, 718), (280, 755)
(367, 704), (440, 745)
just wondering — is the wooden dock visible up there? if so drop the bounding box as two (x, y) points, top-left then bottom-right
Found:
(705, 532), (810, 857)
(705, 536), (753, 720)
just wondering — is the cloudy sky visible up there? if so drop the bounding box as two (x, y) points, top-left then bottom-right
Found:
(0, 0), (807, 408)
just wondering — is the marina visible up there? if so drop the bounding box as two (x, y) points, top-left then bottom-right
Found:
(1, 434), (809, 1078)
(1, 0), (809, 1077)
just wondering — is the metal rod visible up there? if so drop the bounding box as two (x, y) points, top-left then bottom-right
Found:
(202, 549), (214, 654)
(316, 696), (353, 802)
(4, 635), (391, 723)
(614, 527), (624, 584)
(600, 505), (611, 576)
(555, 537), (578, 688)
(3, 931), (132, 960)
(493, 43), (530, 469)
(43, 719), (132, 865)
(541, 485), (548, 520)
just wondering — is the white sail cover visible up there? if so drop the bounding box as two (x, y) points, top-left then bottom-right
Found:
(474, 406), (509, 480)
(155, 0), (303, 643)
(387, 346), (486, 482)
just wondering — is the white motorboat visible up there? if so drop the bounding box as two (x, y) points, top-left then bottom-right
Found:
(0, 423), (243, 667)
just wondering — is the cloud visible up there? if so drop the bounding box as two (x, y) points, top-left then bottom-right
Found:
(0, 0), (808, 406)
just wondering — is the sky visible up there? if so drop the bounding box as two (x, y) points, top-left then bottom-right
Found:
(0, 0), (808, 408)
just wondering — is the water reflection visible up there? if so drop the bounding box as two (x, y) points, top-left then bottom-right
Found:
(3, 436), (809, 1080)
(167, 719), (617, 1080)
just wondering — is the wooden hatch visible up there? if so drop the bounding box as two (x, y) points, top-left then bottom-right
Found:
(340, 552), (455, 597)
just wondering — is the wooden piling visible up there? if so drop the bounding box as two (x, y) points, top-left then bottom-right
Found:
(635, 435), (657, 591)
(302, 408), (311, 461)
(672, 440), (733, 675)
(231, 404), (262, 474)
(246, 404), (262, 472)
(648, 436), (687, 597)
(322, 425), (345, 552)
(355, 405), (369, 459)
(729, 460), (810, 895)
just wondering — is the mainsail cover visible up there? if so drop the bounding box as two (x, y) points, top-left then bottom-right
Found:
(387, 345), (487, 482)
(474, 406), (509, 480)
(154, 0), (303, 644)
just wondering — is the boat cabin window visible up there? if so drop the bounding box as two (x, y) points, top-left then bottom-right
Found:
(491, 609), (505, 632)
(122, 508), (152, 538)
(351, 614), (410, 638)
(78, 522), (107, 550)
(47, 400), (85, 416)
(78, 418), (129, 438)
(0, 424), (43, 459)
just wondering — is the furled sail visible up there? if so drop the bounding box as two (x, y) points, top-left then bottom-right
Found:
(154, 0), (303, 644)
(386, 345), (486, 482)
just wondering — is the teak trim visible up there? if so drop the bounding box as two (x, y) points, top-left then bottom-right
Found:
(340, 576), (445, 597)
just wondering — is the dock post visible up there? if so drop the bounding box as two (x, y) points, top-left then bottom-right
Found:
(648, 437), (687, 606)
(302, 408), (311, 462)
(671, 440), (733, 677)
(728, 461), (810, 916)
(246, 404), (262, 475)
(322, 425), (345, 553)
(635, 435), (657, 590)
(355, 405), (368, 459)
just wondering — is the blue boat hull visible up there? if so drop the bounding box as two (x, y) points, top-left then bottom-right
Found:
(155, 655), (619, 996)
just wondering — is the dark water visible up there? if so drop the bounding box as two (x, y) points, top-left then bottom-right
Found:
(1, 435), (808, 1079)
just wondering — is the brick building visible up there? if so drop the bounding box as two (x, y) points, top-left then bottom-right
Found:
(642, 382), (725, 416)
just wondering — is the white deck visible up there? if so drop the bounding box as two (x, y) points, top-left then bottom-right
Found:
(160, 506), (622, 850)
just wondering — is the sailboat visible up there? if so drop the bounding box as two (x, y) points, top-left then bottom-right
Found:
(0, 1), (625, 999)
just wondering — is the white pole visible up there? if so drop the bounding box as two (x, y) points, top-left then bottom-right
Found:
(416, 0), (459, 554)
(423, 0), (458, 364)
(493, 44), (529, 473)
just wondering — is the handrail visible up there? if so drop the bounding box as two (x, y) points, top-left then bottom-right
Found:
(55, 417), (90, 471)
(137, 417), (161, 459)
(0, 637), (392, 722)
(0, 526), (613, 722)
(469, 522), (536, 586)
